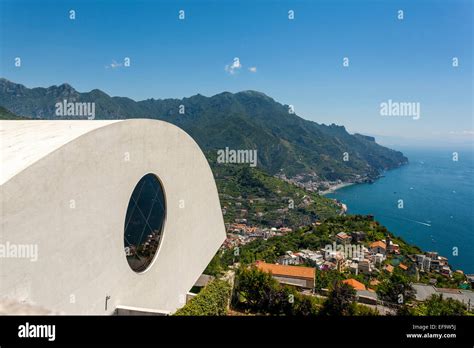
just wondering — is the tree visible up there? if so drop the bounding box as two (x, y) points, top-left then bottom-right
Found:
(293, 293), (320, 316)
(320, 281), (357, 316)
(377, 271), (415, 304)
(420, 294), (467, 316)
(398, 294), (468, 316)
(174, 280), (231, 316)
(204, 253), (223, 277)
(396, 304), (416, 316)
(233, 266), (280, 312)
(233, 267), (320, 315)
(315, 269), (345, 291)
(355, 304), (379, 316)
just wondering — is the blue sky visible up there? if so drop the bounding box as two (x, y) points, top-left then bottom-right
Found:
(1, 0), (472, 147)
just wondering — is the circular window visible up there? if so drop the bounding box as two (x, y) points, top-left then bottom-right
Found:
(124, 173), (166, 273)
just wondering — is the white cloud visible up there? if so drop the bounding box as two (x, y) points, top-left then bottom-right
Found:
(248, 66), (257, 73)
(224, 57), (242, 75)
(105, 60), (123, 69)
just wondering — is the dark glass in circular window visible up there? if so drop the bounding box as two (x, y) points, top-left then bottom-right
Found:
(124, 173), (166, 273)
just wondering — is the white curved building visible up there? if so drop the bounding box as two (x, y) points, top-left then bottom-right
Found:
(0, 119), (226, 314)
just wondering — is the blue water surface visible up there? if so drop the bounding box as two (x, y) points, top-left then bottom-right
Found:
(327, 148), (474, 273)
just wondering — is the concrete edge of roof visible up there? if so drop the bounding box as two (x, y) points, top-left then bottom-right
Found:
(0, 119), (201, 186)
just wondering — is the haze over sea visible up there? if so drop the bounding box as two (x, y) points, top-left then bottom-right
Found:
(327, 147), (474, 273)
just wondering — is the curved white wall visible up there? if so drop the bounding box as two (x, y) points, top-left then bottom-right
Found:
(0, 119), (225, 314)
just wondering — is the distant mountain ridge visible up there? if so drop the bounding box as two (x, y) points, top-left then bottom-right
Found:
(0, 78), (408, 180)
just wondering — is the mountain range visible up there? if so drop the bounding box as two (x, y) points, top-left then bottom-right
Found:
(0, 78), (407, 180)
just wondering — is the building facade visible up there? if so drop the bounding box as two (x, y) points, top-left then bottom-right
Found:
(0, 119), (226, 314)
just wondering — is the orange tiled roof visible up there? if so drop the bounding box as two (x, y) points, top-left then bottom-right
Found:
(232, 224), (247, 229)
(370, 279), (381, 286)
(256, 261), (315, 280)
(336, 232), (351, 239)
(342, 278), (366, 291)
(370, 241), (386, 249)
(384, 264), (394, 273)
(399, 263), (408, 270)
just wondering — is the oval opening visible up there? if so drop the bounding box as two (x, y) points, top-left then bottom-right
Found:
(124, 173), (166, 273)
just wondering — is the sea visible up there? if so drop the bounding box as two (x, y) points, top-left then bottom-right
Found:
(326, 147), (474, 273)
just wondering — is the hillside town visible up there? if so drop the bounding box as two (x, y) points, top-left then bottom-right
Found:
(202, 165), (474, 316)
(223, 222), (293, 249)
(274, 171), (374, 195)
(217, 218), (474, 314)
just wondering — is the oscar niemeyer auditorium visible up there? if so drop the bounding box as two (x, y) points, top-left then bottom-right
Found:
(0, 119), (226, 314)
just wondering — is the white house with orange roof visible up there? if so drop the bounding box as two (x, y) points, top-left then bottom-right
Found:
(370, 241), (387, 255)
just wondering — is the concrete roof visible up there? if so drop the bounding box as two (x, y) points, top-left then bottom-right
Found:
(0, 120), (121, 185)
(413, 283), (474, 305)
(193, 274), (215, 287)
(357, 290), (378, 299)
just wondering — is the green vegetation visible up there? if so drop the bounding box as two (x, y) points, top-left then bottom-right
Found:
(398, 294), (470, 316)
(0, 106), (28, 120)
(354, 303), (380, 315)
(233, 268), (378, 316)
(174, 279), (231, 316)
(315, 269), (347, 291)
(212, 164), (341, 228)
(232, 267), (321, 315)
(417, 294), (469, 316)
(376, 271), (416, 304)
(419, 271), (470, 290)
(203, 253), (225, 277)
(320, 281), (357, 316)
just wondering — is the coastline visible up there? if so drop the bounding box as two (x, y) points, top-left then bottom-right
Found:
(319, 157), (473, 274)
(319, 182), (355, 196)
